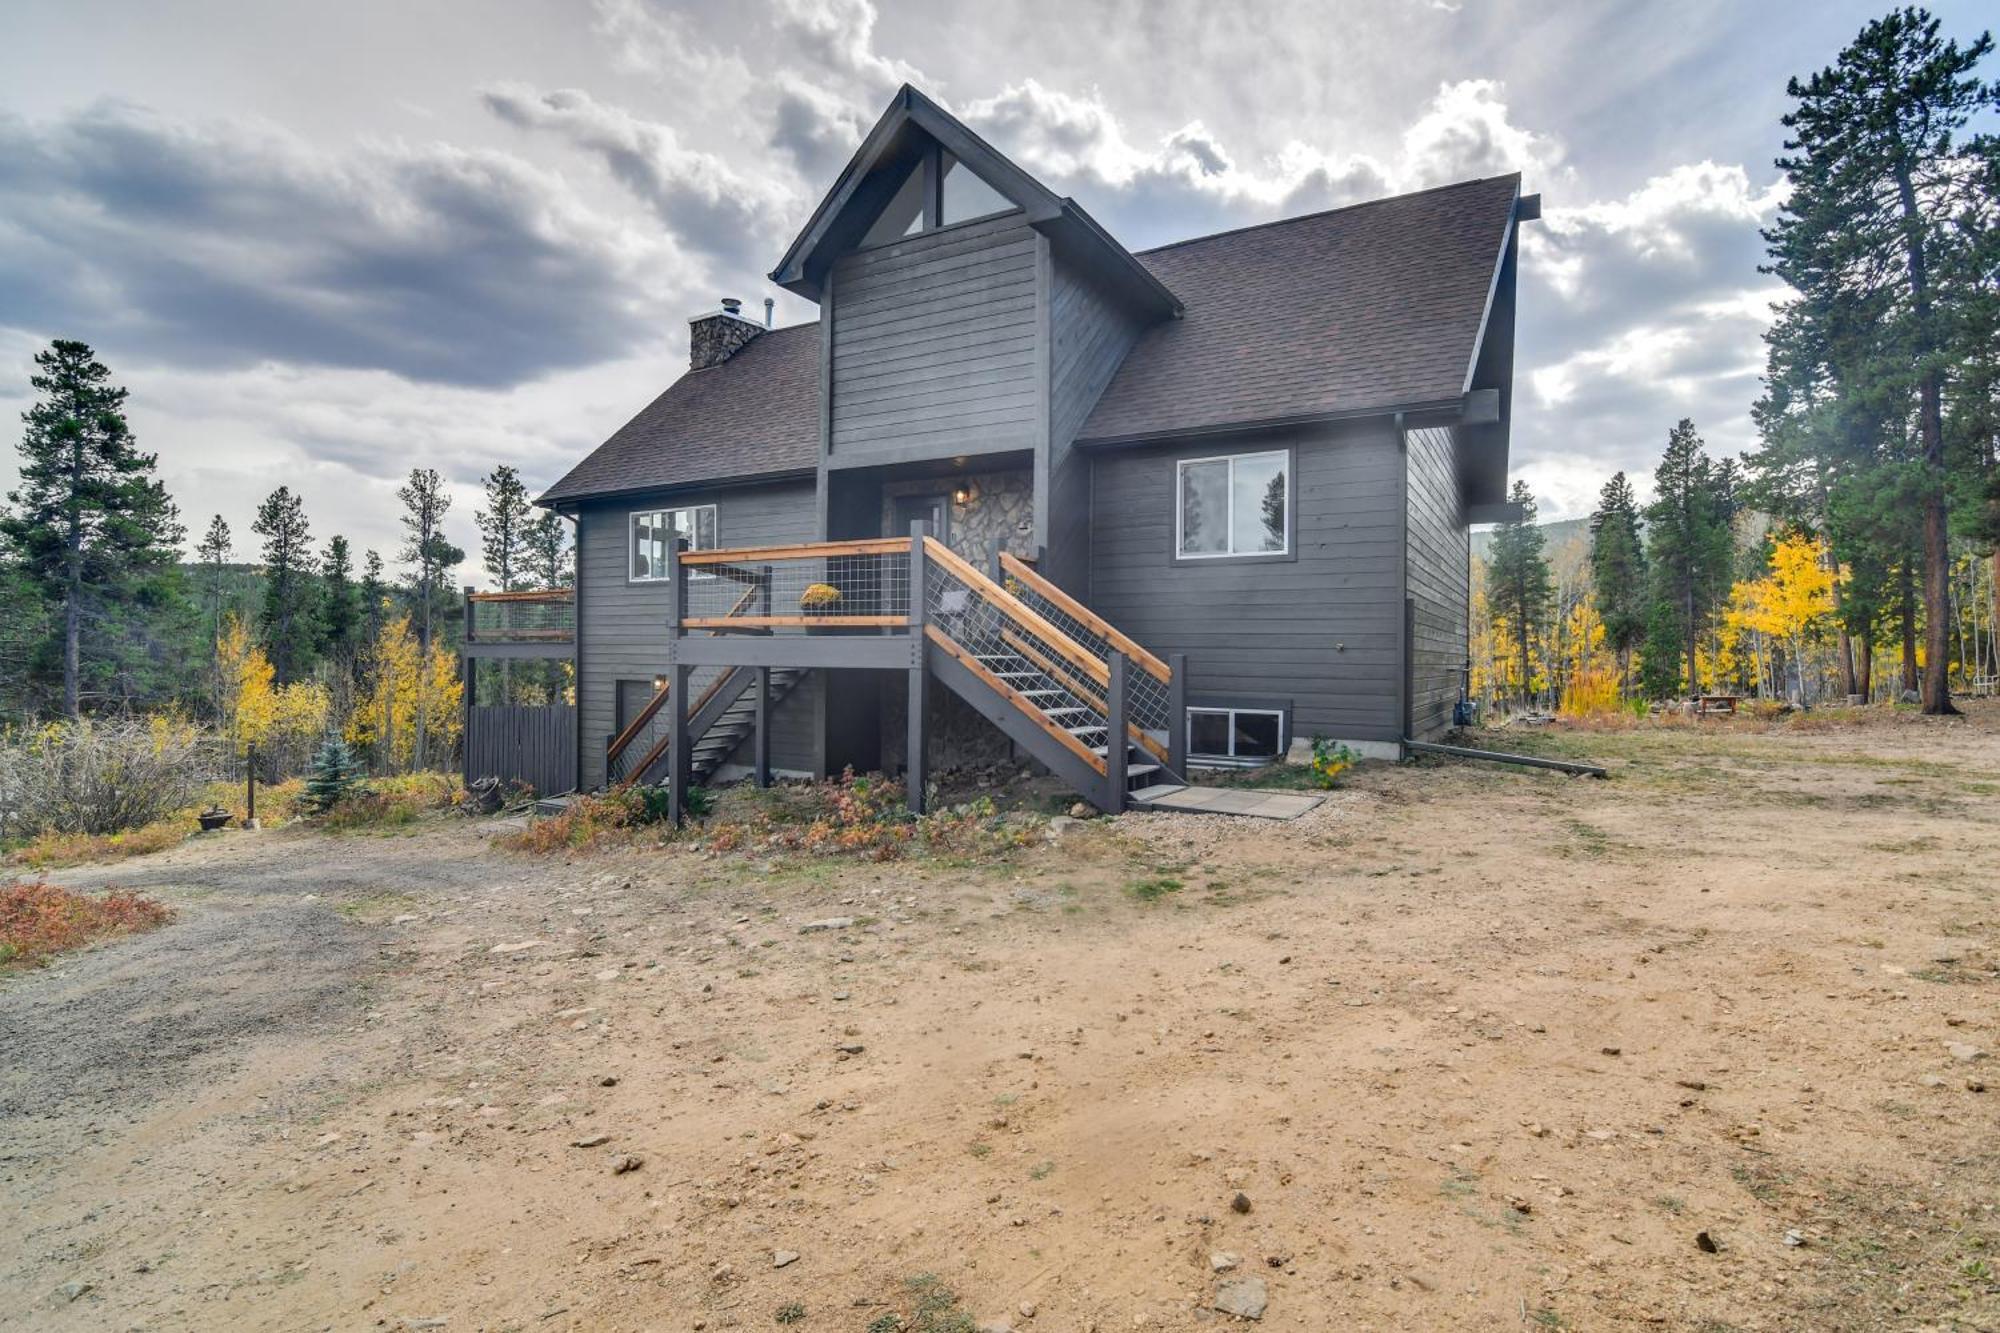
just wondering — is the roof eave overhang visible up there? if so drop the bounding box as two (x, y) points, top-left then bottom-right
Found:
(1455, 185), (1535, 511)
(536, 466), (819, 512)
(1074, 392), (1491, 451)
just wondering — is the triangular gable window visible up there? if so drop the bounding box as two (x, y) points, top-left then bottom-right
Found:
(939, 152), (1011, 225)
(860, 161), (926, 247)
(857, 143), (1017, 249)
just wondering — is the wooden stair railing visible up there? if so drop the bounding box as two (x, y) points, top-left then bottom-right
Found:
(920, 539), (1174, 770)
(605, 582), (762, 786)
(998, 552), (1170, 684)
(924, 540), (1170, 766)
(612, 666), (745, 791)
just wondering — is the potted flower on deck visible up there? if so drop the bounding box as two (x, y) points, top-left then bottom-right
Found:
(796, 580), (844, 620)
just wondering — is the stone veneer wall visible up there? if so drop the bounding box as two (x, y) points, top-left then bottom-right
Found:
(878, 467), (1036, 775)
(879, 468), (1034, 564)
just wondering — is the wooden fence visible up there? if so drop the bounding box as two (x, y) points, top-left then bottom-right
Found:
(464, 704), (576, 798)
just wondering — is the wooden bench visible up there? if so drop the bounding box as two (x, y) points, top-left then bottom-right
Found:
(1693, 695), (1740, 717)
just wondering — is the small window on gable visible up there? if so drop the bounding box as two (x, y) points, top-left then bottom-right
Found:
(630, 504), (716, 582)
(939, 151), (1011, 225)
(861, 162), (926, 247)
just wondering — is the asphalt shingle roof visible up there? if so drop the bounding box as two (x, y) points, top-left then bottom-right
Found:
(1078, 174), (1520, 442)
(540, 174), (1518, 503)
(537, 322), (820, 506)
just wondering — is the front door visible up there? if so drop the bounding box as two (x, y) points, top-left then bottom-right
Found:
(891, 493), (949, 543)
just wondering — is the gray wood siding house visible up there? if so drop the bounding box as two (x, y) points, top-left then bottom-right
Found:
(521, 84), (1534, 799)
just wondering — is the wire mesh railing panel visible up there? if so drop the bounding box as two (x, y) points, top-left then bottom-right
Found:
(998, 567), (1174, 746)
(470, 591), (575, 641)
(923, 550), (1110, 775)
(681, 541), (911, 628)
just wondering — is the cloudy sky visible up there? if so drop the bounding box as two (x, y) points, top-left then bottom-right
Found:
(2, 0), (1991, 579)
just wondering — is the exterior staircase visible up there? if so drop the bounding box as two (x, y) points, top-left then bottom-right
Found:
(919, 539), (1190, 813)
(608, 665), (804, 790)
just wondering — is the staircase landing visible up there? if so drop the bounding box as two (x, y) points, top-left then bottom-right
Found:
(1126, 785), (1325, 820)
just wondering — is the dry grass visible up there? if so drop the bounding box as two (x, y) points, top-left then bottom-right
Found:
(0, 878), (173, 969)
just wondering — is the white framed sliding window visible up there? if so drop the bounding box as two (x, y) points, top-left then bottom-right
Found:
(629, 504), (717, 582)
(1186, 706), (1285, 764)
(1175, 449), (1290, 559)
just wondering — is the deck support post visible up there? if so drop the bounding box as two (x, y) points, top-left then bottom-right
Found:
(1167, 652), (1187, 779)
(1105, 650), (1127, 813)
(667, 537), (690, 824)
(907, 520), (930, 816)
(668, 662), (691, 824)
(461, 585), (476, 788)
(753, 667), (771, 789)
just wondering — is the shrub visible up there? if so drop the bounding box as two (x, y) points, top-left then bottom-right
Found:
(0, 717), (211, 840)
(317, 772), (462, 831)
(1308, 737), (1358, 789)
(303, 735), (365, 813)
(506, 790), (643, 854)
(696, 771), (1033, 863)
(0, 879), (173, 968)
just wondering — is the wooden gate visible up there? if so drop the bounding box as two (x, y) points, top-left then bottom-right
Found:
(465, 704), (576, 797)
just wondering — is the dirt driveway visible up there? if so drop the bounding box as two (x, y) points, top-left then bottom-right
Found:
(3, 710), (1997, 1332)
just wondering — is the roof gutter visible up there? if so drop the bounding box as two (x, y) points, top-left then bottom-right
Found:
(535, 466), (820, 511)
(1074, 391), (1493, 451)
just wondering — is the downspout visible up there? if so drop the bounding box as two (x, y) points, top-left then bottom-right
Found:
(1394, 412), (1411, 751)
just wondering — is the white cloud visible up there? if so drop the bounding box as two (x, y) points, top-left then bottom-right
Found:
(0, 101), (665, 387)
(482, 84), (802, 273)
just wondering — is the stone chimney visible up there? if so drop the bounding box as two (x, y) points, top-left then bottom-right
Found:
(688, 296), (766, 370)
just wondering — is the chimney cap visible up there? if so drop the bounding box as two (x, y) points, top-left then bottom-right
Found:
(719, 296), (742, 315)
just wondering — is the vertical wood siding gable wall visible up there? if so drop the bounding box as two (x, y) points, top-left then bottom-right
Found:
(1403, 425), (1470, 739)
(828, 212), (1041, 463)
(575, 478), (820, 788)
(1044, 258), (1149, 594)
(1088, 424), (1407, 744)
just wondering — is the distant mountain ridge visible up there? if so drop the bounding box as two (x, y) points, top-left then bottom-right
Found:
(1471, 516), (1589, 562)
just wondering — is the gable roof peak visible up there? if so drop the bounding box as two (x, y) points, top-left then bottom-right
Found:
(770, 83), (1180, 319)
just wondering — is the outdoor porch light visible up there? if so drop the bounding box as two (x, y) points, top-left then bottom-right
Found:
(952, 482), (978, 506)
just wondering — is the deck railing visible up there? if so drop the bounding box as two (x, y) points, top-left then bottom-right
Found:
(467, 588), (575, 641)
(677, 537), (913, 629)
(996, 553), (1173, 762)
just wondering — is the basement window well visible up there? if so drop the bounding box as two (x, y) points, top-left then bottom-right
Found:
(1187, 707), (1284, 766)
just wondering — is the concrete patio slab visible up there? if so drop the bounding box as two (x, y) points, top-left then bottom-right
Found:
(1135, 786), (1324, 820)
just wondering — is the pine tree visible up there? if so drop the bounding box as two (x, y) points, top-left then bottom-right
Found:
(397, 468), (462, 769)
(1485, 480), (1554, 708)
(476, 465), (531, 592)
(397, 468), (462, 651)
(0, 340), (183, 716)
(321, 535), (361, 674)
(195, 515), (233, 715)
(252, 486), (319, 685)
(360, 549), (388, 649)
(1644, 420), (1740, 697)
(303, 733), (364, 813)
(1588, 472), (1649, 692)
(1764, 7), (1998, 713)
(523, 511), (572, 590)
